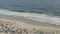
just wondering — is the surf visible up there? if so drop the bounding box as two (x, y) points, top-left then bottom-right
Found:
(0, 9), (60, 25)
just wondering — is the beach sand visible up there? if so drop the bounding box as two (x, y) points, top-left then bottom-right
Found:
(0, 14), (60, 34)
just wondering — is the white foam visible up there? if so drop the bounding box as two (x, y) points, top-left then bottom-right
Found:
(0, 9), (60, 25)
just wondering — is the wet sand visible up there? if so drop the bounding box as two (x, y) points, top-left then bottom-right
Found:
(0, 14), (60, 34)
(0, 14), (60, 28)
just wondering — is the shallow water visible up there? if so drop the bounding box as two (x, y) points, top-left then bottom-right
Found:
(0, 9), (60, 25)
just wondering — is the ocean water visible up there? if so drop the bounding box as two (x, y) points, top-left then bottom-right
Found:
(0, 0), (60, 25)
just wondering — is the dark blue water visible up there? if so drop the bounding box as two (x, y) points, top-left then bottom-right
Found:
(0, 0), (60, 16)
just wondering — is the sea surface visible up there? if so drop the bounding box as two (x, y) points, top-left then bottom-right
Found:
(0, 0), (60, 25)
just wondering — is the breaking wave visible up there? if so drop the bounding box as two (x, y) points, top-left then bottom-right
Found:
(0, 9), (60, 25)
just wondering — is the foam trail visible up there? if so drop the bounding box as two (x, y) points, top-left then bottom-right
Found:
(0, 9), (60, 25)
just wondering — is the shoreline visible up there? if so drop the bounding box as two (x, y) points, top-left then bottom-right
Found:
(0, 14), (60, 28)
(0, 14), (60, 34)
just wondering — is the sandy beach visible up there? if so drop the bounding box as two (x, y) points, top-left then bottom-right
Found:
(0, 14), (60, 34)
(0, 0), (60, 34)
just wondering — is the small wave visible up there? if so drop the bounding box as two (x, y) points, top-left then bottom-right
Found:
(11, 10), (43, 14)
(0, 9), (60, 25)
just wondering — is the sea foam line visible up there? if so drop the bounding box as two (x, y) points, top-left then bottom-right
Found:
(0, 9), (60, 25)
